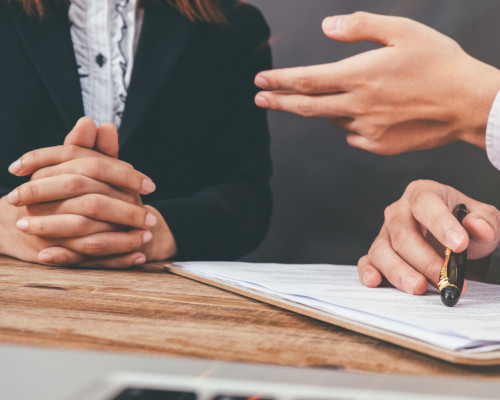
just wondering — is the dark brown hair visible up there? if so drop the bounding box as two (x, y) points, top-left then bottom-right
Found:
(13, 0), (226, 23)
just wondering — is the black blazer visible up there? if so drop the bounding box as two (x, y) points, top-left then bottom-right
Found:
(0, 1), (272, 260)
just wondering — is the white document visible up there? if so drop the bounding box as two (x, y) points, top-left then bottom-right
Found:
(173, 262), (500, 353)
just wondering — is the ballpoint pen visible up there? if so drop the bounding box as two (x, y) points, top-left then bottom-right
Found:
(437, 204), (468, 307)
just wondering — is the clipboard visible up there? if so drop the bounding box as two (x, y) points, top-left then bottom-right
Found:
(166, 263), (500, 366)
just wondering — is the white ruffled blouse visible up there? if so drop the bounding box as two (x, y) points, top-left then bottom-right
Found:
(68, 0), (143, 128)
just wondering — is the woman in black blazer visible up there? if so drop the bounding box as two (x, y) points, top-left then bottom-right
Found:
(0, 0), (272, 267)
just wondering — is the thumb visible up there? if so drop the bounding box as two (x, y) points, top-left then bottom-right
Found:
(322, 12), (408, 45)
(96, 122), (119, 158)
(64, 117), (97, 148)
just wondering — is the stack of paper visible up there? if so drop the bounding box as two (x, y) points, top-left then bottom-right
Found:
(172, 262), (500, 354)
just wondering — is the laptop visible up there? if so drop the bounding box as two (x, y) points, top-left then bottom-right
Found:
(1, 343), (498, 400)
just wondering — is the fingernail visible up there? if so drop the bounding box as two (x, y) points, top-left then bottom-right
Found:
(7, 189), (19, 205)
(323, 16), (342, 34)
(255, 94), (269, 108)
(255, 75), (269, 89)
(8, 159), (22, 174)
(445, 229), (465, 251)
(402, 275), (418, 294)
(39, 252), (53, 263)
(143, 231), (153, 244)
(141, 179), (156, 194)
(16, 218), (29, 232)
(145, 213), (157, 227)
(134, 255), (146, 265)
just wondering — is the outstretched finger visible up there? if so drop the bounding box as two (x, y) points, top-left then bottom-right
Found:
(255, 92), (351, 118)
(255, 62), (353, 94)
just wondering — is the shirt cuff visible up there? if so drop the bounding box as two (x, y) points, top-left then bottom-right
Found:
(486, 89), (500, 171)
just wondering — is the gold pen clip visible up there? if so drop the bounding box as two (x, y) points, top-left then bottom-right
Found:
(438, 248), (460, 293)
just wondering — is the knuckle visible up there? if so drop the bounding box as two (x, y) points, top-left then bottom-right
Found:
(63, 145), (81, 160)
(294, 71), (315, 93)
(419, 259), (436, 279)
(63, 175), (85, 195)
(350, 102), (368, 117)
(85, 158), (104, 177)
(80, 195), (101, 216)
(33, 219), (48, 235)
(75, 216), (91, 235)
(360, 123), (383, 140)
(23, 182), (40, 202)
(390, 228), (408, 253)
(412, 190), (434, 210)
(367, 239), (382, 260)
(350, 11), (369, 31)
(297, 98), (315, 118)
(383, 204), (396, 221)
(357, 254), (370, 268)
(82, 239), (105, 256)
(405, 179), (433, 199)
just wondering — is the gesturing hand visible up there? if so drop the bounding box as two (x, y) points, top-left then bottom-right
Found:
(255, 12), (500, 155)
(359, 180), (500, 295)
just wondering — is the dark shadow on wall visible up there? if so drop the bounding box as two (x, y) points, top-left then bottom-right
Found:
(243, 0), (500, 264)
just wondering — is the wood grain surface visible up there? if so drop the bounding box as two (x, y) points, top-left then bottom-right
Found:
(0, 256), (499, 380)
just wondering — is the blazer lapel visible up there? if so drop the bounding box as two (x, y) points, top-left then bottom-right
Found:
(6, 4), (84, 134)
(119, 8), (194, 147)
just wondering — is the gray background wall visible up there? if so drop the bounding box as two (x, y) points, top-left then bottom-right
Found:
(243, 0), (500, 265)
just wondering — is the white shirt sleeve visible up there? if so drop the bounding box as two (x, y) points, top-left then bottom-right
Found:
(486, 89), (500, 171)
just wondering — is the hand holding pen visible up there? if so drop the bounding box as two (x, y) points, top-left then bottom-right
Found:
(357, 180), (500, 296)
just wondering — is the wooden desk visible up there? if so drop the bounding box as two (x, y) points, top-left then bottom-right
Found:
(1, 256), (499, 380)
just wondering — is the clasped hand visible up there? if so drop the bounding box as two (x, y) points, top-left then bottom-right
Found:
(0, 117), (176, 268)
